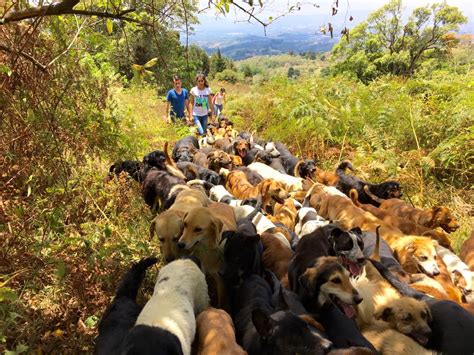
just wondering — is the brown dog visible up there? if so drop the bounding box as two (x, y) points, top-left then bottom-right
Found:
(225, 170), (290, 213)
(149, 187), (210, 262)
(433, 255), (463, 303)
(196, 307), (247, 355)
(267, 198), (298, 231)
(349, 189), (452, 249)
(261, 232), (294, 282)
(178, 202), (236, 307)
(364, 186), (459, 233)
(207, 150), (233, 172)
(213, 137), (233, 151)
(460, 230), (474, 271)
(315, 167), (339, 186)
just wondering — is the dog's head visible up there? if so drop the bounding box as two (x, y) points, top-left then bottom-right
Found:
(255, 150), (273, 165)
(219, 231), (262, 284)
(150, 211), (188, 263)
(207, 150), (233, 170)
(298, 159), (317, 179)
(264, 142), (281, 158)
(327, 227), (365, 276)
(229, 155), (243, 167)
(375, 298), (432, 346)
(406, 238), (440, 276)
(261, 180), (291, 205)
(299, 256), (362, 318)
(233, 139), (250, 158)
(431, 206), (459, 233)
(143, 150), (166, 170)
(178, 207), (223, 250)
(174, 146), (196, 163)
(452, 270), (474, 303)
(379, 181), (402, 199)
(252, 308), (333, 355)
(201, 169), (222, 185)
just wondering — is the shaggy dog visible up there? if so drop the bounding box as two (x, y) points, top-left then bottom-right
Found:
(107, 160), (142, 182)
(141, 168), (186, 212)
(135, 258), (209, 355)
(149, 187), (210, 262)
(336, 161), (402, 207)
(388, 235), (440, 277)
(94, 257), (157, 355)
(234, 274), (332, 355)
(176, 161), (222, 186)
(173, 135), (199, 162)
(364, 186), (460, 233)
(196, 307), (247, 355)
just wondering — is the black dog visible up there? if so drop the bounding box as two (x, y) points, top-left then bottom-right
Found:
(141, 168), (186, 212)
(108, 160), (142, 182)
(176, 161), (222, 185)
(254, 150), (286, 174)
(288, 224), (365, 294)
(94, 257), (157, 355)
(274, 142), (317, 178)
(172, 136), (199, 162)
(336, 161), (402, 207)
(234, 274), (332, 355)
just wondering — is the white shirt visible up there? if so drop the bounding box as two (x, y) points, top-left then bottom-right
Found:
(190, 86), (212, 116)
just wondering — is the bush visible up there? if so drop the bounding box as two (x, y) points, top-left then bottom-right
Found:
(215, 69), (244, 84)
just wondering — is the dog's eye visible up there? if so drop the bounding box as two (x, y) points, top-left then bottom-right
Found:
(402, 314), (413, 321)
(331, 277), (342, 284)
(194, 227), (202, 232)
(419, 255), (428, 261)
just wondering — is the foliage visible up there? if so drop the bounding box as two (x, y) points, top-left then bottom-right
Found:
(214, 69), (244, 84)
(287, 66), (301, 79)
(330, 0), (467, 82)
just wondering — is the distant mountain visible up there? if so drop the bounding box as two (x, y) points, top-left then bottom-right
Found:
(188, 32), (338, 60)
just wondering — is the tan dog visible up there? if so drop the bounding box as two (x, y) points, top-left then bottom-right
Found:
(315, 167), (339, 186)
(433, 255), (463, 303)
(261, 232), (294, 281)
(229, 154), (243, 167)
(225, 170), (290, 213)
(349, 189), (452, 249)
(364, 186), (460, 233)
(362, 327), (432, 354)
(267, 198), (298, 231)
(178, 202), (236, 307)
(460, 231), (474, 271)
(388, 236), (440, 277)
(213, 138), (233, 151)
(207, 150), (233, 172)
(196, 307), (247, 355)
(149, 187), (210, 262)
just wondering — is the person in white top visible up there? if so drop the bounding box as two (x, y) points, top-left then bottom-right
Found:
(189, 74), (214, 136)
(213, 88), (226, 117)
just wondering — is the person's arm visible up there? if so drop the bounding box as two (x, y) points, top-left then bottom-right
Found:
(188, 94), (194, 122)
(164, 101), (171, 123)
(208, 94), (214, 120)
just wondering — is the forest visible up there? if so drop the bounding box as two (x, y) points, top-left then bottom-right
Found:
(1, 0), (473, 353)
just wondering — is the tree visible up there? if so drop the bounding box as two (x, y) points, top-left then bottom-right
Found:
(210, 48), (227, 75)
(287, 66), (300, 79)
(331, 0), (467, 82)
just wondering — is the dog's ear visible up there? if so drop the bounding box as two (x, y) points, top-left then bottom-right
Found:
(431, 206), (443, 215)
(328, 227), (343, 246)
(210, 216), (224, 248)
(149, 219), (156, 241)
(298, 267), (316, 296)
(252, 309), (274, 340)
(375, 307), (393, 321)
(350, 227), (362, 235)
(424, 306), (433, 323)
(406, 242), (416, 254)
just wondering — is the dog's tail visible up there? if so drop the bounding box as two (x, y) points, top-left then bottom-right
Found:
(363, 184), (385, 204)
(369, 226), (382, 262)
(244, 197), (262, 221)
(187, 179), (215, 190)
(115, 257), (158, 300)
(349, 188), (362, 207)
(336, 160), (353, 176)
(164, 141), (187, 180)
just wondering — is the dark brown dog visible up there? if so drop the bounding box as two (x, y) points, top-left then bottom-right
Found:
(261, 232), (294, 282)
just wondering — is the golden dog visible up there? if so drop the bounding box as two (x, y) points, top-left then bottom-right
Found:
(196, 307), (247, 355)
(267, 198), (298, 231)
(178, 202), (236, 308)
(149, 187), (210, 262)
(225, 170), (290, 214)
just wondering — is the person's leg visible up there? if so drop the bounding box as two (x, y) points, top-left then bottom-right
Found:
(199, 115), (208, 136)
(214, 105), (219, 116)
(193, 115), (204, 135)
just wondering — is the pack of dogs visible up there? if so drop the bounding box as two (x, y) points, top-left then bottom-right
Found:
(99, 119), (473, 354)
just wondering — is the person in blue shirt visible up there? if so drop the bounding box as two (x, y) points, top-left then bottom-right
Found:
(164, 75), (191, 124)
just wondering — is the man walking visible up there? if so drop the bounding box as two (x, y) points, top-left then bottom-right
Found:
(164, 75), (191, 124)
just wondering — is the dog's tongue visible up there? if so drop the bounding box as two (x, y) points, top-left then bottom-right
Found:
(348, 262), (361, 276)
(341, 304), (355, 318)
(239, 150), (247, 158)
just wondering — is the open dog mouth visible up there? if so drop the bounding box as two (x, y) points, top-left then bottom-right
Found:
(272, 195), (285, 204)
(237, 147), (247, 157)
(410, 332), (430, 346)
(442, 224), (458, 232)
(340, 255), (363, 276)
(222, 160), (232, 169)
(329, 294), (356, 318)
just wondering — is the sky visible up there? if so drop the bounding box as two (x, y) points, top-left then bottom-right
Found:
(193, 0), (474, 37)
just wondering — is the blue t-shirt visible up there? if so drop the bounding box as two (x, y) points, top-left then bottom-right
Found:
(166, 88), (189, 118)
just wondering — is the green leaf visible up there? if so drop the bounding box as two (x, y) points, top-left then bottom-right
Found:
(224, 2), (229, 12)
(0, 64), (12, 76)
(84, 315), (99, 328)
(106, 19), (113, 34)
(104, 224), (112, 238)
(0, 287), (18, 302)
(55, 261), (66, 280)
(143, 58), (158, 68)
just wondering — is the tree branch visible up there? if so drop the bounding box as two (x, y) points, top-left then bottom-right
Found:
(0, 44), (47, 71)
(1, 0), (137, 25)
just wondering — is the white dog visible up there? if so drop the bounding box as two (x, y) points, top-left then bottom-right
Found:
(295, 207), (330, 239)
(135, 258), (209, 355)
(247, 162), (304, 191)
